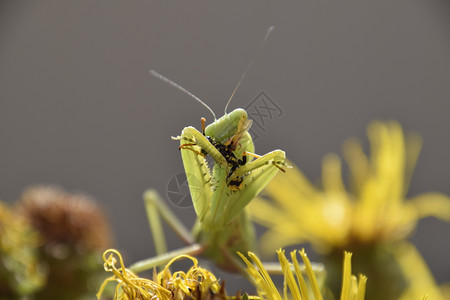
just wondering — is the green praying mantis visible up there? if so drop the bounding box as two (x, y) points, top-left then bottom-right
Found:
(129, 27), (288, 274)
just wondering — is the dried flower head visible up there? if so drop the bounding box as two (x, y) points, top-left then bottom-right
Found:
(97, 249), (228, 300)
(18, 184), (113, 253)
(17, 185), (114, 299)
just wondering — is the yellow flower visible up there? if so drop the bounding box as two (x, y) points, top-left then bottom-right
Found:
(250, 120), (450, 251)
(97, 249), (225, 300)
(249, 121), (450, 300)
(238, 249), (366, 300)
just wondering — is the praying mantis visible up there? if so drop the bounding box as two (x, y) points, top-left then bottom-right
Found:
(129, 27), (288, 274)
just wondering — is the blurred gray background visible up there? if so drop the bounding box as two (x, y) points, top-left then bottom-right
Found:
(1, 0), (449, 290)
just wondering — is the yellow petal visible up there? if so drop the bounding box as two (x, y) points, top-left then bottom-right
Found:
(408, 192), (450, 222)
(394, 243), (445, 300)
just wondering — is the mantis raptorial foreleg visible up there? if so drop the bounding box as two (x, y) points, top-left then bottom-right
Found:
(175, 126), (228, 167)
(228, 150), (288, 181)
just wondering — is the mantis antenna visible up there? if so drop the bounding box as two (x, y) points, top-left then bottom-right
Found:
(224, 26), (275, 115)
(150, 70), (217, 121)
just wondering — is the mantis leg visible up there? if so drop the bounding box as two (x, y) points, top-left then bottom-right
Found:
(179, 145), (206, 157)
(179, 126), (228, 167)
(129, 189), (202, 273)
(143, 189), (194, 251)
(175, 126), (231, 223)
(129, 244), (203, 273)
(228, 150), (287, 181)
(223, 150), (287, 223)
(245, 151), (287, 172)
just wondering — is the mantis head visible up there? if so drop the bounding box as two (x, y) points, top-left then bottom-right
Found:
(204, 108), (249, 144)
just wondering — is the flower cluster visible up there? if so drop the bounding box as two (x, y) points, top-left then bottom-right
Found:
(249, 121), (450, 299)
(98, 248), (366, 300)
